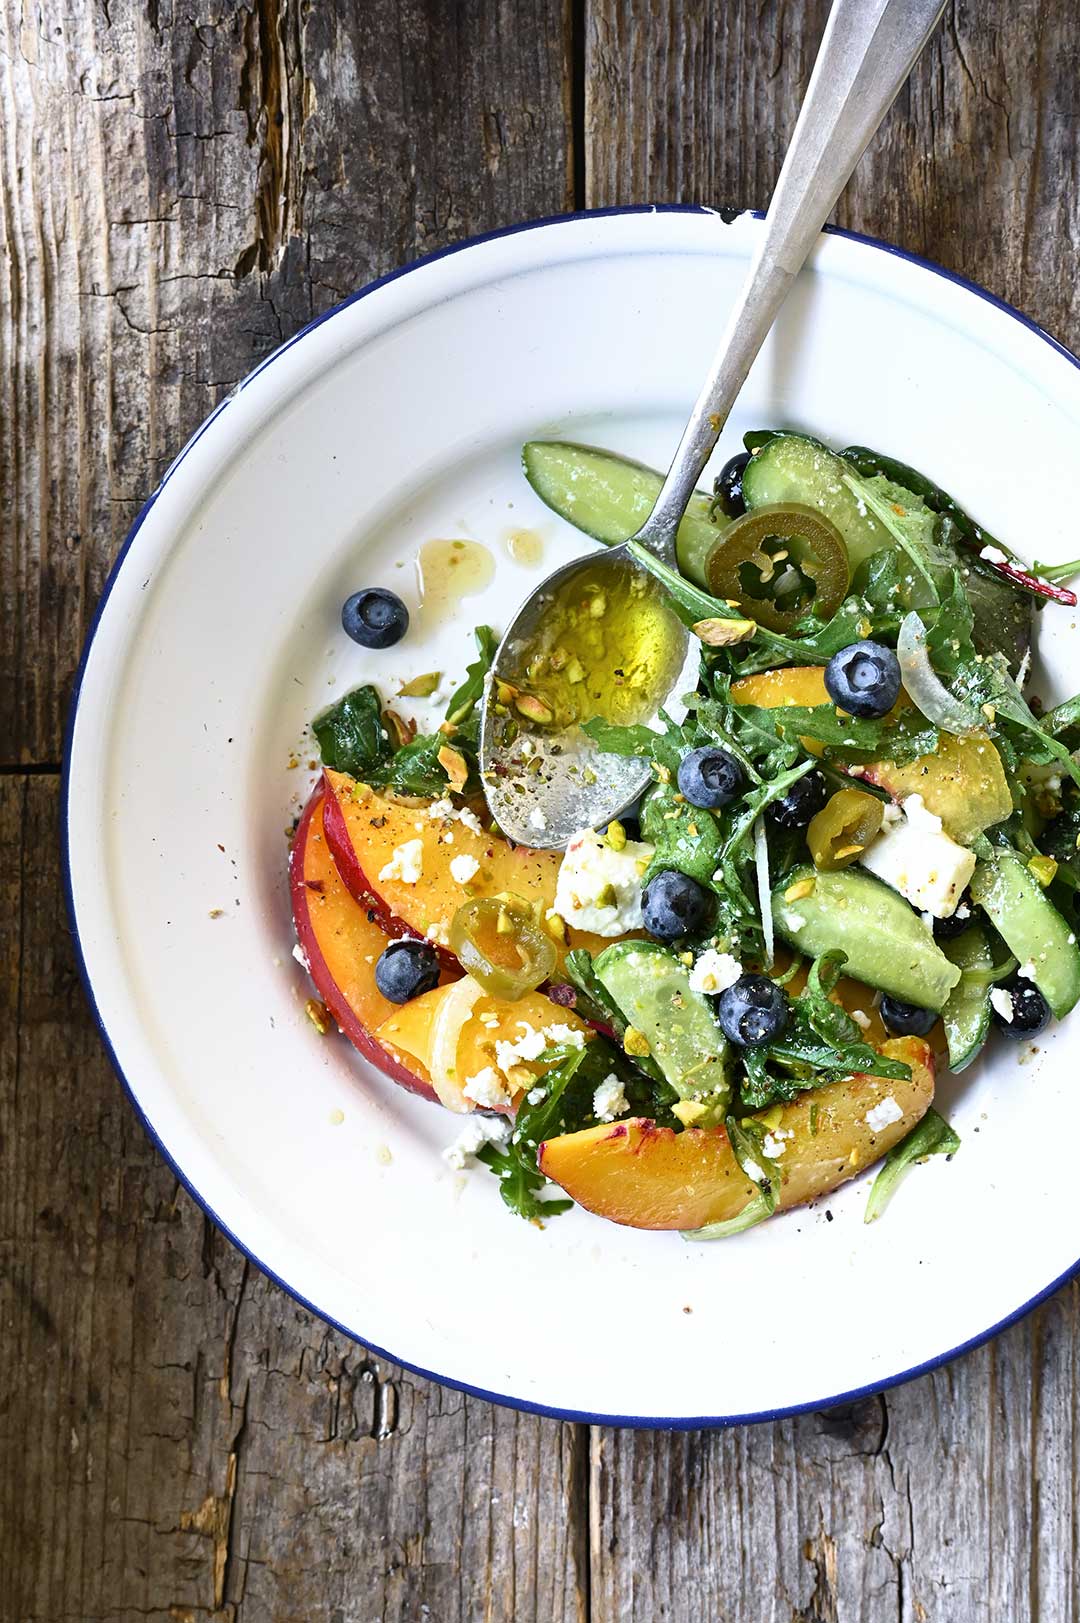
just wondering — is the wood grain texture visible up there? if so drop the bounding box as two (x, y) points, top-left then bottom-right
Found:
(0, 0), (582, 1616)
(6, 0), (1080, 1619)
(1, 780), (589, 1621)
(0, 0), (573, 767)
(584, 3), (1080, 1619)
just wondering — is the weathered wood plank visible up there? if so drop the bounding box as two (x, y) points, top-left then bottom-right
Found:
(585, 1), (1080, 341)
(584, 4), (1080, 1620)
(0, 0), (574, 767)
(0, 775), (589, 1622)
(1, 0), (584, 1613)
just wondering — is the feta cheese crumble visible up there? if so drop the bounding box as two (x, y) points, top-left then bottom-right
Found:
(865, 1096), (903, 1134)
(462, 1066), (511, 1109)
(688, 948), (742, 995)
(762, 1131), (787, 1159)
(449, 853), (480, 885)
(980, 544), (1009, 566)
(442, 1113), (512, 1169)
(379, 838), (424, 884)
(544, 1022), (586, 1048)
(592, 1075), (629, 1121)
(1018, 960), (1037, 980)
(851, 1008), (872, 1031)
(990, 987), (1015, 1023)
(457, 807), (484, 836)
(553, 826), (655, 936)
(858, 793), (976, 918)
(528, 806), (548, 832)
(494, 1024), (548, 1075)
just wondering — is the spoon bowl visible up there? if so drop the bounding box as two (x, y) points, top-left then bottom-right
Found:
(479, 545), (698, 848)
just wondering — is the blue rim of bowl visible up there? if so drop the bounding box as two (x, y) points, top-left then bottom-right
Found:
(61, 203), (1080, 1430)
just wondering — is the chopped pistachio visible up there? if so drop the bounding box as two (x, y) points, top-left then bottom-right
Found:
(784, 876), (816, 903)
(605, 819), (627, 852)
(515, 693), (554, 725)
(396, 671), (442, 698)
(623, 1026), (651, 1057)
(672, 1100), (708, 1127)
(1028, 853), (1059, 887)
(305, 998), (331, 1035)
(595, 882), (618, 909)
(759, 1104), (784, 1131)
(437, 744), (469, 789)
(692, 616), (757, 647)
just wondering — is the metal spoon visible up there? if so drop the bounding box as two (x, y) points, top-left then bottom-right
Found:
(480, 0), (947, 849)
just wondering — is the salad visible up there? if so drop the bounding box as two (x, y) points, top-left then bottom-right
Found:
(289, 429), (1080, 1237)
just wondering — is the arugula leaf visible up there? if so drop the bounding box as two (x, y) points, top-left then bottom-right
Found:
(580, 709), (692, 776)
(842, 472), (940, 598)
(1031, 557), (1080, 585)
(864, 1107), (960, 1223)
(709, 694), (939, 767)
(313, 685), (392, 778)
(950, 655), (1080, 791)
(640, 781), (724, 886)
(443, 625), (497, 727)
(480, 1036), (679, 1221)
(365, 733), (451, 797)
(682, 1119), (780, 1239)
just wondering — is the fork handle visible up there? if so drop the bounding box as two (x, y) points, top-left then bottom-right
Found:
(637, 0), (947, 560)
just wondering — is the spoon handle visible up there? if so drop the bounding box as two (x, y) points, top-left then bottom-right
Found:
(636, 0), (947, 558)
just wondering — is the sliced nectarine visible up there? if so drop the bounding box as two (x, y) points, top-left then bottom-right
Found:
(290, 786), (456, 1103)
(538, 1037), (934, 1230)
(376, 979), (590, 1112)
(730, 666), (1009, 840)
(321, 769), (618, 965)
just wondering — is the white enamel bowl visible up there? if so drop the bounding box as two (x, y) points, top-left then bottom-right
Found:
(65, 209), (1080, 1426)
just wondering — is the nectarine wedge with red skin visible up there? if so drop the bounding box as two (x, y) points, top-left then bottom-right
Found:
(729, 667), (1009, 842)
(538, 1037), (935, 1230)
(290, 785), (453, 1103)
(321, 769), (620, 966)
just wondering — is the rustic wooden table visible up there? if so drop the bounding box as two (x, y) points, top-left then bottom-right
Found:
(4, 2), (1079, 1617)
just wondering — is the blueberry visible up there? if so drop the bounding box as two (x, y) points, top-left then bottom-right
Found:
(677, 747), (744, 810)
(374, 939), (440, 1003)
(342, 588), (409, 649)
(765, 769), (829, 829)
(879, 995), (937, 1038)
(641, 869), (710, 940)
(716, 973), (790, 1047)
(991, 977), (1050, 1039)
(824, 640), (901, 719)
(713, 451), (751, 518)
(932, 897), (974, 942)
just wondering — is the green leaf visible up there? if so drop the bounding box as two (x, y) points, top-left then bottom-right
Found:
(443, 625), (498, 727)
(842, 472), (940, 598)
(950, 655), (1080, 791)
(312, 685), (392, 778)
(640, 781), (724, 886)
(682, 1119), (780, 1239)
(580, 709), (691, 776)
(1031, 557), (1080, 585)
(864, 1107), (960, 1223)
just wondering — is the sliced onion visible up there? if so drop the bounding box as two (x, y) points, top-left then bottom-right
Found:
(753, 816), (774, 969)
(896, 613), (982, 736)
(428, 975), (489, 1112)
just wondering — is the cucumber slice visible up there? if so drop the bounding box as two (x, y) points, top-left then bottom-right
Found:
(969, 851), (1080, 1018)
(522, 441), (728, 587)
(593, 941), (730, 1107)
(772, 865), (961, 1011)
(941, 925), (994, 1071)
(741, 433), (887, 570)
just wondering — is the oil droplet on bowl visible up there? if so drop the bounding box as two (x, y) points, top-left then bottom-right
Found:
(415, 537), (495, 630)
(504, 528), (544, 568)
